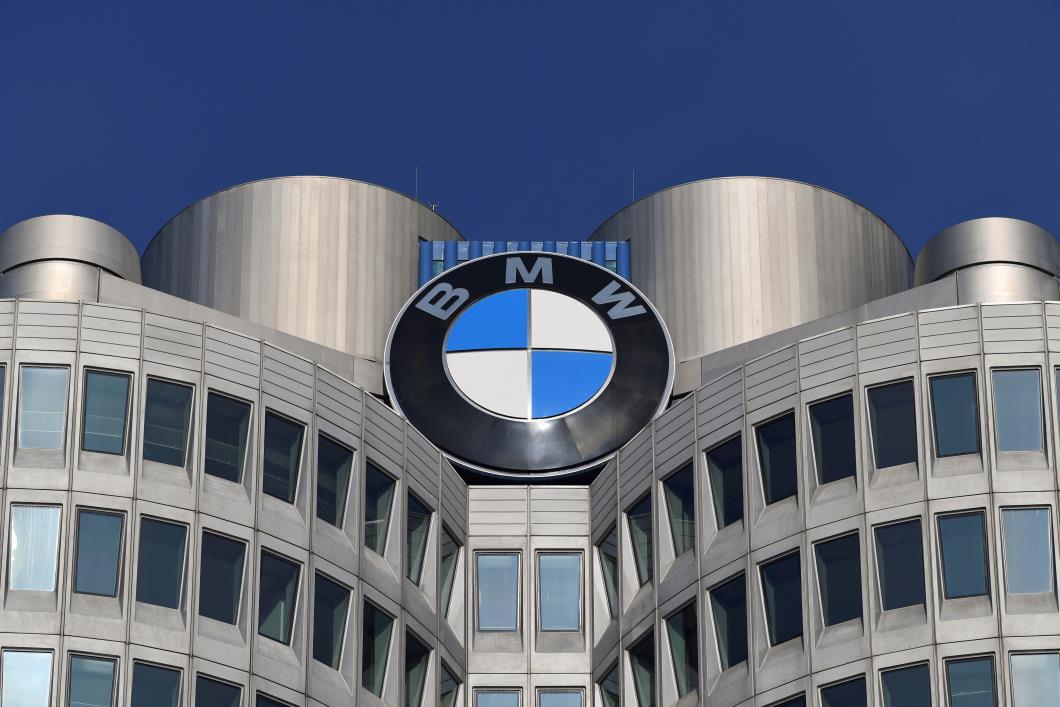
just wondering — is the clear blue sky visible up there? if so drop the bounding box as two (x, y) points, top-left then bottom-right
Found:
(1, 1), (1058, 257)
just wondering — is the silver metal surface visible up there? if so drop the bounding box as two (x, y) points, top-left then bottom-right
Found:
(0, 214), (141, 282)
(914, 216), (1060, 286)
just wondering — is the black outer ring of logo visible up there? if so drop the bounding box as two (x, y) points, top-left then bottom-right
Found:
(384, 252), (674, 478)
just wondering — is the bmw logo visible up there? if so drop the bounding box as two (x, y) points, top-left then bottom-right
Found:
(385, 252), (674, 478)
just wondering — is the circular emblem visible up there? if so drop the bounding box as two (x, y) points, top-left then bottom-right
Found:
(385, 252), (673, 478)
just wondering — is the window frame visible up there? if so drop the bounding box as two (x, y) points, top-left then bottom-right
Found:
(261, 408), (306, 505)
(818, 675), (867, 707)
(66, 652), (118, 707)
(708, 572), (748, 671)
(475, 550), (521, 633)
(943, 653), (996, 707)
(8, 503), (63, 593)
(197, 529), (248, 625)
(202, 389), (254, 484)
(999, 505), (1055, 595)
(661, 461), (696, 557)
(406, 492), (433, 587)
(865, 378), (918, 471)
(130, 660), (183, 707)
(135, 515), (189, 610)
(1010, 651), (1060, 707)
(73, 507), (125, 598)
(704, 433), (743, 529)
(873, 517), (926, 612)
(807, 391), (857, 486)
(257, 548), (303, 645)
(536, 550), (583, 633)
(754, 410), (799, 507)
(361, 598), (396, 697)
(626, 492), (654, 586)
(17, 363), (71, 451)
(597, 523), (620, 620)
(758, 549), (803, 647)
(363, 460), (397, 557)
(80, 367), (133, 457)
(474, 688), (522, 707)
(312, 571), (352, 670)
(195, 674), (244, 707)
(663, 600), (699, 698)
(141, 376), (195, 468)
(928, 370), (981, 459)
(315, 432), (355, 529)
(879, 661), (932, 707)
(813, 531), (862, 627)
(990, 367), (1045, 454)
(1, 648), (54, 706)
(439, 524), (462, 620)
(537, 688), (586, 707)
(936, 510), (991, 600)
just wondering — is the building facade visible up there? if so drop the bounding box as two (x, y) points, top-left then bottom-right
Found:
(0, 176), (1056, 707)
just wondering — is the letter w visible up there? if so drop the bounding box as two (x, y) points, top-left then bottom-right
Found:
(592, 281), (647, 320)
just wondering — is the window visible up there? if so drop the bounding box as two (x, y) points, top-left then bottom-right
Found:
(407, 494), (431, 585)
(930, 373), (980, 457)
(203, 392), (251, 483)
(992, 369), (1044, 452)
(627, 494), (653, 585)
(439, 663), (461, 707)
(706, 435), (743, 527)
(405, 632), (430, 707)
(946, 656), (996, 707)
(820, 676), (866, 707)
(256, 696), (290, 707)
(756, 412), (797, 505)
(539, 552), (581, 631)
(131, 662), (181, 707)
(8, 505), (61, 591)
(540, 690), (584, 707)
(760, 552), (802, 645)
(881, 664), (931, 707)
(82, 370), (131, 454)
(313, 574), (350, 670)
(1001, 508), (1054, 594)
(440, 527), (461, 617)
(1, 650), (52, 707)
(68, 654), (117, 707)
(598, 525), (619, 619)
(258, 551), (300, 644)
(809, 393), (857, 484)
(316, 435), (353, 527)
(815, 533), (861, 626)
(477, 553), (519, 631)
(74, 509), (123, 596)
(477, 692), (519, 707)
(710, 574), (747, 669)
(364, 461), (396, 555)
(361, 601), (394, 696)
(196, 676), (241, 707)
(198, 532), (246, 624)
(867, 380), (918, 468)
(874, 519), (925, 610)
(1011, 653), (1060, 707)
(136, 518), (187, 609)
(599, 663), (620, 707)
(664, 603), (698, 697)
(18, 365), (69, 449)
(938, 512), (989, 599)
(142, 378), (193, 466)
(774, 697), (806, 707)
(629, 632), (655, 707)
(663, 462), (695, 556)
(262, 411), (304, 503)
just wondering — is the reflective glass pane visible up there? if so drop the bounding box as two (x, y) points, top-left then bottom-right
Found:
(74, 510), (123, 596)
(629, 632), (655, 707)
(1002, 508), (1054, 594)
(364, 462), (396, 556)
(256, 696), (288, 707)
(1011, 653), (1060, 707)
(820, 676), (866, 707)
(440, 527), (460, 618)
(760, 552), (802, 645)
(439, 664), (460, 707)
(809, 393), (856, 484)
(627, 495), (653, 585)
(142, 379), (193, 466)
(868, 381), (918, 469)
(69, 655), (116, 707)
(874, 519), (925, 610)
(477, 553), (519, 631)
(815, 533), (862, 626)
(476, 692), (519, 707)
(82, 371), (130, 455)
(757, 413), (797, 505)
(1, 650), (52, 707)
(993, 369), (1043, 452)
(665, 603), (698, 697)
(258, 551), (300, 644)
(938, 512), (989, 599)
(600, 663), (620, 707)
(774, 697), (805, 707)
(262, 412), (303, 503)
(203, 393), (251, 483)
(539, 553), (580, 631)
(710, 574), (747, 669)
(195, 676), (241, 707)
(706, 435), (743, 527)
(663, 462), (695, 556)
(930, 373), (980, 457)
(198, 532), (246, 624)
(881, 664), (931, 707)
(407, 494), (431, 585)
(9, 505), (61, 591)
(136, 518), (187, 609)
(946, 656), (996, 707)
(130, 663), (181, 707)
(540, 691), (583, 707)
(361, 601), (394, 696)
(313, 574), (350, 670)
(404, 633), (430, 707)
(18, 366), (68, 449)
(598, 525), (619, 619)
(316, 435), (353, 527)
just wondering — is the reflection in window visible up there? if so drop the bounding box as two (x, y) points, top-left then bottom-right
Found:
(477, 553), (519, 631)
(136, 518), (187, 609)
(629, 632), (655, 707)
(131, 663), (180, 707)
(476, 692), (519, 707)
(874, 519), (925, 610)
(439, 663), (461, 707)
(665, 603), (698, 697)
(539, 553), (581, 631)
(820, 676), (866, 707)
(407, 494), (431, 585)
(938, 512), (989, 599)
(706, 435), (743, 527)
(405, 632), (430, 707)
(992, 369), (1044, 452)
(316, 435), (353, 527)
(1011, 653), (1060, 707)
(663, 462), (695, 556)
(74, 510), (123, 597)
(313, 574), (350, 670)
(881, 663), (931, 707)
(364, 462), (396, 556)
(199, 532), (246, 624)
(8, 505), (61, 591)
(142, 378), (193, 466)
(760, 552), (802, 645)
(1002, 508), (1054, 594)
(599, 663), (620, 707)
(440, 527), (461, 618)
(82, 370), (130, 455)
(203, 393), (251, 483)
(1, 650), (52, 707)
(627, 494), (653, 585)
(598, 525), (619, 619)
(946, 656), (996, 707)
(362, 601), (394, 696)
(710, 574), (747, 669)
(18, 366), (68, 450)
(809, 393), (857, 484)
(69, 655), (116, 707)
(756, 413), (797, 505)
(539, 690), (584, 707)
(815, 533), (861, 626)
(195, 676), (241, 707)
(930, 373), (980, 457)
(867, 381), (918, 468)
(262, 412), (304, 503)
(258, 551), (300, 644)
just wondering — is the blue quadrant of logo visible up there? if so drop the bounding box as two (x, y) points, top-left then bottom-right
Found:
(445, 289), (527, 351)
(531, 350), (613, 418)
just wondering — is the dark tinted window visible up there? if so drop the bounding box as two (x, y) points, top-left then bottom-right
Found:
(875, 519), (925, 610)
(195, 676), (241, 707)
(142, 379), (193, 466)
(760, 552), (802, 645)
(881, 664), (931, 707)
(930, 373), (980, 457)
(706, 436), (743, 527)
(710, 574), (747, 669)
(815, 533), (862, 625)
(258, 551), (300, 644)
(440, 526), (461, 617)
(867, 381), (917, 468)
(664, 603), (698, 697)
(756, 413), (797, 504)
(627, 495), (653, 585)
(364, 462), (396, 555)
(203, 393), (251, 483)
(773, 697), (806, 707)
(809, 393), (856, 484)
(598, 525), (619, 619)
(600, 663), (620, 707)
(938, 512), (989, 599)
(74, 510), (123, 596)
(406, 494), (431, 585)
(405, 632), (430, 707)
(198, 532), (246, 624)
(262, 412), (303, 503)
(440, 663), (461, 707)
(136, 518), (187, 609)
(256, 696), (289, 707)
(82, 370), (130, 455)
(662, 462), (695, 556)
(362, 601), (394, 696)
(629, 632), (655, 707)
(313, 574), (350, 669)
(946, 656), (996, 707)
(131, 663), (181, 707)
(316, 435), (353, 527)
(820, 676), (866, 707)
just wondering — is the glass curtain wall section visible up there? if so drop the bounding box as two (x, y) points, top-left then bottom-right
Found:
(662, 462), (695, 556)
(198, 532), (246, 624)
(874, 519), (925, 610)
(1, 650), (52, 707)
(406, 494), (431, 585)
(74, 509), (123, 596)
(945, 656), (996, 707)
(756, 412), (797, 504)
(809, 393), (856, 484)
(477, 553), (519, 631)
(439, 527), (460, 617)
(203, 392), (251, 483)
(992, 369), (1044, 452)
(820, 676), (866, 707)
(8, 505), (61, 591)
(81, 370), (130, 454)
(136, 518), (187, 608)
(258, 551), (300, 644)
(195, 676), (241, 707)
(627, 495), (653, 585)
(262, 412), (304, 503)
(130, 662), (181, 707)
(313, 574), (351, 670)
(664, 603), (698, 697)
(930, 373), (980, 457)
(867, 381), (918, 468)
(69, 655), (117, 707)
(938, 512), (989, 598)
(629, 632), (655, 707)
(880, 663), (931, 707)
(404, 632), (430, 707)
(439, 664), (460, 707)
(598, 525), (619, 618)
(1011, 653), (1060, 707)
(316, 435), (354, 527)
(364, 462), (396, 556)
(142, 379), (193, 466)
(599, 663), (621, 707)
(539, 552), (581, 631)
(706, 435), (743, 527)
(814, 533), (862, 625)
(760, 552), (802, 645)
(710, 574), (747, 669)
(18, 365), (68, 449)
(1001, 508), (1054, 594)
(362, 601), (395, 696)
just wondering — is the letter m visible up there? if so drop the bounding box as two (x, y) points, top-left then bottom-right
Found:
(505, 256), (553, 285)
(592, 280), (647, 320)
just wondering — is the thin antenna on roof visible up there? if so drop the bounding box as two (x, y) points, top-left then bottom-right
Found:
(415, 166), (419, 202)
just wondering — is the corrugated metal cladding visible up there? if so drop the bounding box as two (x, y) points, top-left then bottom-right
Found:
(417, 241), (631, 285)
